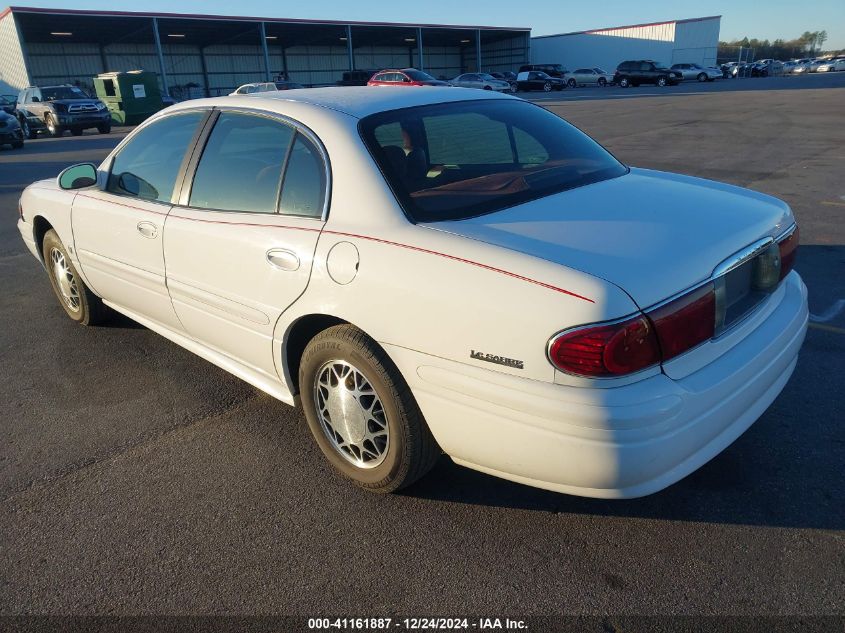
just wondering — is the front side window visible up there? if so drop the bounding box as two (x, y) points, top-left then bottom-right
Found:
(360, 99), (627, 222)
(107, 111), (205, 203)
(189, 112), (294, 213)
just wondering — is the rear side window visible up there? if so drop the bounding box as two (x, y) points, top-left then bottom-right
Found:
(360, 99), (627, 222)
(279, 134), (326, 218)
(107, 111), (205, 203)
(189, 112), (294, 213)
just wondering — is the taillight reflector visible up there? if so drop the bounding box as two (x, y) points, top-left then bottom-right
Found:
(778, 226), (799, 280)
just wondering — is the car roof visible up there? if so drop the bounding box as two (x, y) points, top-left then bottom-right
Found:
(167, 86), (515, 120)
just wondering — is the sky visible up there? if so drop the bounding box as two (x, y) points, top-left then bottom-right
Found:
(8, 0), (845, 49)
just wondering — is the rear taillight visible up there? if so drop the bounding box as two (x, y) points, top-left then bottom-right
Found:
(647, 283), (715, 361)
(777, 226), (799, 280)
(549, 315), (660, 377)
(550, 227), (798, 378)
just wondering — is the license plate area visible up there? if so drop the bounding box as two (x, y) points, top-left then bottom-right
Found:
(714, 243), (780, 335)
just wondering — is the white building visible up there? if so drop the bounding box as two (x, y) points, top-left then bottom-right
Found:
(531, 16), (721, 72)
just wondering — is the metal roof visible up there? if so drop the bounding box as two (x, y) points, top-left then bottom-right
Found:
(2, 6), (530, 32)
(533, 15), (721, 40)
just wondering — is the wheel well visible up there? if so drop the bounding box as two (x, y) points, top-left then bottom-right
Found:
(284, 314), (348, 395)
(32, 216), (53, 262)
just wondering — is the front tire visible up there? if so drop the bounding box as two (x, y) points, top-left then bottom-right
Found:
(598, 77), (607, 87)
(41, 229), (110, 325)
(45, 114), (63, 137)
(697, 73), (707, 82)
(299, 324), (440, 493)
(542, 81), (552, 92)
(567, 78), (576, 88)
(70, 127), (83, 136)
(97, 123), (112, 134)
(657, 76), (667, 87)
(12, 140), (23, 149)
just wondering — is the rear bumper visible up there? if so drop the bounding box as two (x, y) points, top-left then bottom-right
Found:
(388, 272), (808, 498)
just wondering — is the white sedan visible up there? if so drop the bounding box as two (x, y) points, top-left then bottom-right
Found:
(17, 88), (807, 498)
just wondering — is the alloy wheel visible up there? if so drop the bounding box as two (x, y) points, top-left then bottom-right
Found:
(50, 247), (81, 313)
(314, 360), (389, 469)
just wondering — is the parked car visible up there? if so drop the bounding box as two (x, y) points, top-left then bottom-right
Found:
(16, 87), (806, 498)
(0, 109), (24, 149)
(518, 64), (570, 80)
(789, 59), (812, 74)
(750, 59), (784, 77)
(515, 71), (565, 92)
(489, 71), (517, 84)
(230, 82), (277, 96)
(614, 60), (683, 87)
(567, 68), (614, 87)
(16, 85), (111, 138)
(815, 59), (845, 72)
(450, 73), (513, 92)
(1, 94), (17, 115)
(367, 69), (450, 87)
(670, 63), (721, 82)
(338, 70), (377, 86)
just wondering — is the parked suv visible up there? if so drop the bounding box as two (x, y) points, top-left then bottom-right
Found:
(614, 61), (683, 87)
(518, 64), (570, 80)
(16, 85), (111, 138)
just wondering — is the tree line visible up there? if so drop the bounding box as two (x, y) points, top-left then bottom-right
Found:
(718, 31), (842, 62)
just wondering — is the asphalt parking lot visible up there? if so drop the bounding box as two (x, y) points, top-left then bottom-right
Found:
(1, 74), (843, 621)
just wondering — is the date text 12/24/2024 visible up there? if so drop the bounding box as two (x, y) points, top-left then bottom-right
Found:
(307, 618), (529, 630)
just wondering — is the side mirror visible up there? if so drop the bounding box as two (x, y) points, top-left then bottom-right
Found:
(58, 163), (97, 190)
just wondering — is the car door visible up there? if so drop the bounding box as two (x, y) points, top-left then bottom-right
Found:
(71, 109), (208, 331)
(163, 109), (327, 379)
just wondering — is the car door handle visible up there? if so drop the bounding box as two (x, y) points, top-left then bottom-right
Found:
(266, 248), (300, 271)
(136, 221), (158, 239)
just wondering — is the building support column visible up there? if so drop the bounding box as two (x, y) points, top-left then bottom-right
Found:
(259, 22), (271, 81)
(417, 27), (424, 72)
(199, 46), (211, 97)
(152, 17), (170, 96)
(99, 43), (109, 74)
(475, 29), (482, 72)
(346, 25), (354, 71)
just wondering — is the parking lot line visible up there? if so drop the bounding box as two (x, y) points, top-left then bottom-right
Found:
(820, 201), (845, 207)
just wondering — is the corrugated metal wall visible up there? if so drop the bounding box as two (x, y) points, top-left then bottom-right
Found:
(532, 17), (720, 72)
(0, 12), (29, 93)
(481, 34), (530, 72)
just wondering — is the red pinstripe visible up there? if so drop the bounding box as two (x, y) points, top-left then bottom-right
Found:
(72, 194), (594, 303)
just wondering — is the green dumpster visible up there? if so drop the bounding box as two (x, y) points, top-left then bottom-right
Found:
(93, 70), (164, 125)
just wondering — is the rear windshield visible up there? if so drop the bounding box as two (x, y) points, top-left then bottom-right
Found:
(359, 99), (627, 222)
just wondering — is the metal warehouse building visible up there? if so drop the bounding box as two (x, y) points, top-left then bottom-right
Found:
(0, 6), (530, 97)
(531, 16), (721, 73)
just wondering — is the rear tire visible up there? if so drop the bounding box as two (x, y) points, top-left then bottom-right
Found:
(299, 324), (441, 493)
(619, 77), (630, 88)
(41, 229), (110, 326)
(20, 116), (37, 139)
(598, 77), (607, 87)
